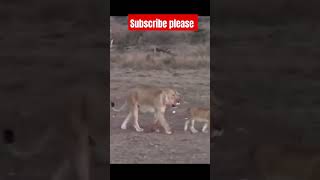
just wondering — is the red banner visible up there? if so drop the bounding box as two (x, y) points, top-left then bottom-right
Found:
(128, 14), (198, 31)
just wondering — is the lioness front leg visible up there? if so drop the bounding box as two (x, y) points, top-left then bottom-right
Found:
(190, 119), (198, 133)
(152, 117), (161, 133)
(121, 112), (132, 130)
(202, 123), (209, 133)
(184, 120), (190, 132)
(157, 112), (172, 134)
(132, 107), (144, 132)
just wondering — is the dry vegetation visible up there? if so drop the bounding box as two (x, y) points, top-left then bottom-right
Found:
(110, 16), (210, 70)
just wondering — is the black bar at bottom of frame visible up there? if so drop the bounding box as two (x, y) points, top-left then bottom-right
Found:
(111, 0), (210, 16)
(111, 164), (210, 179)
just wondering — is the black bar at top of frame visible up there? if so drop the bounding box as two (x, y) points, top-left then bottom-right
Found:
(110, 0), (210, 16)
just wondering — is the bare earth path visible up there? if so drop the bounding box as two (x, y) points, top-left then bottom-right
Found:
(110, 68), (210, 164)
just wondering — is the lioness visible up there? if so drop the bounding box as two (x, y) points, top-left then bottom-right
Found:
(2, 84), (107, 180)
(111, 84), (181, 134)
(251, 143), (320, 180)
(184, 107), (210, 133)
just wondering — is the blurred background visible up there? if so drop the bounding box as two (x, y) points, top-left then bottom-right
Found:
(0, 0), (107, 179)
(213, 0), (320, 179)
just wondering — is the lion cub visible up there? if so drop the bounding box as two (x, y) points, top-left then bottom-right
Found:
(184, 107), (210, 134)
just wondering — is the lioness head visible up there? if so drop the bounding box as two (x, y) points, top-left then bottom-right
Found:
(163, 88), (181, 107)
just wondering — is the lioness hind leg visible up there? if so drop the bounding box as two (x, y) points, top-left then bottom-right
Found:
(120, 112), (132, 130)
(184, 120), (190, 132)
(132, 107), (144, 132)
(190, 120), (198, 133)
(202, 123), (209, 133)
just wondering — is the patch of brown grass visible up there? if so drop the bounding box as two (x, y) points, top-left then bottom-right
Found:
(110, 16), (210, 70)
(111, 48), (209, 70)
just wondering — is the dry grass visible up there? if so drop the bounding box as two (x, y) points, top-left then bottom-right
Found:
(110, 16), (210, 69)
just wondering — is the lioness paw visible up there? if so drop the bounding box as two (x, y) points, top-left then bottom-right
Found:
(134, 127), (144, 132)
(120, 124), (127, 130)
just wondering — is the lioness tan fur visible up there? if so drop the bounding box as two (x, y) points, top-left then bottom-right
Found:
(184, 107), (210, 133)
(111, 84), (181, 134)
(251, 143), (320, 180)
(3, 84), (107, 180)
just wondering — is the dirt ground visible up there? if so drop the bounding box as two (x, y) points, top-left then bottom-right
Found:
(110, 68), (210, 164)
(110, 17), (210, 164)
